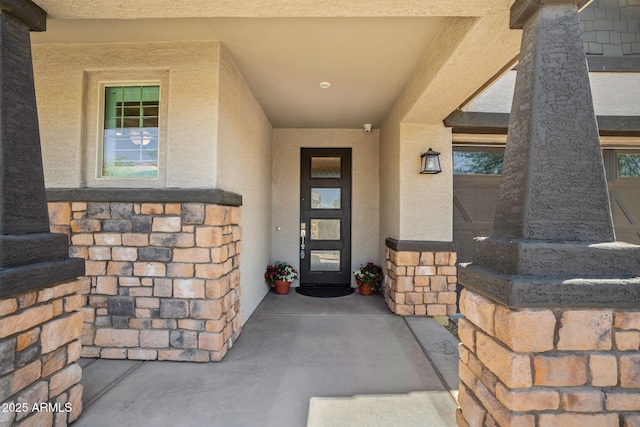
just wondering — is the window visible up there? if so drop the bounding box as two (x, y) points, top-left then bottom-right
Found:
(100, 84), (160, 178)
(617, 152), (640, 178)
(453, 147), (504, 175)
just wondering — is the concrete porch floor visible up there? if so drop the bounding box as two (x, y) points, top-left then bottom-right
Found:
(72, 292), (460, 426)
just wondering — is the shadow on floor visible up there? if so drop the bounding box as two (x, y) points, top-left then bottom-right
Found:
(74, 292), (460, 427)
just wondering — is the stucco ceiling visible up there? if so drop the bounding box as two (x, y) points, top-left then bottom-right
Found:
(31, 16), (446, 128)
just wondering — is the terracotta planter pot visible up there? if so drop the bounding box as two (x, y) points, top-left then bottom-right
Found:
(273, 280), (291, 294)
(359, 283), (373, 296)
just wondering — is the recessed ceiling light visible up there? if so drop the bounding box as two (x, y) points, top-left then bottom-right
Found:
(318, 81), (331, 89)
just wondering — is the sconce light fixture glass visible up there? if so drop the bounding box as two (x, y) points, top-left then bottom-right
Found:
(420, 148), (442, 174)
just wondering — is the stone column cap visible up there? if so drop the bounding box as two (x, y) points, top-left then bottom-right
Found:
(460, 263), (640, 308)
(510, 0), (591, 29)
(0, 0), (46, 31)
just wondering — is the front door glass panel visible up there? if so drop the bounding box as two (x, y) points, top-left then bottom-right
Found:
(311, 157), (341, 178)
(310, 219), (340, 240)
(311, 188), (341, 209)
(310, 250), (341, 271)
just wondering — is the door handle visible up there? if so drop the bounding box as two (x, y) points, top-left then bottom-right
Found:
(300, 223), (306, 258)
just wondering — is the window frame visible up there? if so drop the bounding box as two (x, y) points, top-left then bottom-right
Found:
(84, 70), (169, 188)
(97, 82), (161, 180)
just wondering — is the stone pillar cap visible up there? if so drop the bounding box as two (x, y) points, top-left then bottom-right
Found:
(0, 0), (46, 32)
(511, 0), (591, 29)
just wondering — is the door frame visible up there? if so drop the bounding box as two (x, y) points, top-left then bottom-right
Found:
(299, 148), (352, 286)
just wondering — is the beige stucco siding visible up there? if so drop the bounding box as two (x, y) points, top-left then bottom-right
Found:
(399, 123), (452, 241)
(271, 129), (380, 284)
(379, 120), (453, 261)
(33, 41), (220, 188)
(217, 46), (273, 323)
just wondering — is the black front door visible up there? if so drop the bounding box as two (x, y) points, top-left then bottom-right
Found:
(299, 148), (352, 287)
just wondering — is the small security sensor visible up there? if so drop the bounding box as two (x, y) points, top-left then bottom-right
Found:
(364, 124), (372, 133)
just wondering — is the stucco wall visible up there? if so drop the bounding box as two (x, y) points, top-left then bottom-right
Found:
(379, 117), (401, 262)
(32, 41), (220, 188)
(399, 123), (452, 241)
(379, 119), (453, 262)
(217, 46), (273, 323)
(271, 129), (380, 284)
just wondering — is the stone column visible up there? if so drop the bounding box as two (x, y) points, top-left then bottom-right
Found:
(0, 1), (85, 425)
(457, 0), (640, 425)
(0, 0), (84, 295)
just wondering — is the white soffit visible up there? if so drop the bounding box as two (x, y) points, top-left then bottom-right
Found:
(31, 17), (446, 128)
(464, 70), (640, 116)
(33, 0), (511, 19)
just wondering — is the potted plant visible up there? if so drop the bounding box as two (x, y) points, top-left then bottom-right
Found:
(265, 262), (299, 294)
(353, 262), (384, 296)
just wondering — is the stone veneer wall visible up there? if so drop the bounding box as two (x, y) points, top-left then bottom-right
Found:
(47, 199), (242, 362)
(384, 239), (457, 316)
(458, 288), (640, 427)
(0, 279), (85, 426)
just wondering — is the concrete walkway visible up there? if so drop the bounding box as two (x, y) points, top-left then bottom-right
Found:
(73, 292), (460, 427)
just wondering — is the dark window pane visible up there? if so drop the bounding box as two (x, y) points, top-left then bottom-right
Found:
(122, 118), (139, 128)
(454, 150), (504, 175)
(143, 106), (159, 116)
(618, 154), (640, 177)
(143, 118), (158, 127)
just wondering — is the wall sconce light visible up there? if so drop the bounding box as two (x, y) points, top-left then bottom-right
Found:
(420, 148), (442, 174)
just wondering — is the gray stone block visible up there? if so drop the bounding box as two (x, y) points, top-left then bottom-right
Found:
(87, 203), (111, 219)
(182, 204), (205, 224)
(110, 203), (134, 219)
(95, 316), (112, 327)
(0, 339), (15, 375)
(169, 330), (198, 349)
(15, 345), (40, 368)
(131, 216), (152, 233)
(150, 234), (183, 247)
(108, 297), (135, 316)
(138, 247), (172, 262)
(102, 220), (132, 233)
(112, 316), (129, 329)
(169, 330), (198, 348)
(160, 300), (188, 319)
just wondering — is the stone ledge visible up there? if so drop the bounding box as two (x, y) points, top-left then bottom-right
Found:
(385, 238), (457, 253)
(460, 263), (640, 308)
(472, 237), (640, 276)
(46, 188), (242, 207)
(0, 258), (85, 298)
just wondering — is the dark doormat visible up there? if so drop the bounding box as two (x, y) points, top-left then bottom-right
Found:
(295, 286), (354, 298)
